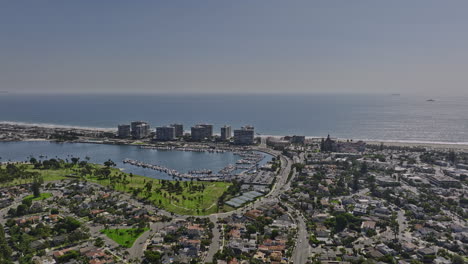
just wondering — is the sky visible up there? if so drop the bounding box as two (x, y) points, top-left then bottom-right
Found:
(1, 1), (468, 95)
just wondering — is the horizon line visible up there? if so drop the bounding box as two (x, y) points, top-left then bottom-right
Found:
(0, 90), (430, 96)
(1, 91), (466, 98)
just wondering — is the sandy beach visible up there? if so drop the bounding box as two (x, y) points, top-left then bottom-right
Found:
(365, 140), (468, 150)
(4, 122), (468, 151)
(262, 135), (468, 151)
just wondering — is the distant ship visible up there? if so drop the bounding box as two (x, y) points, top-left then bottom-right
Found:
(391, 93), (400, 96)
(426, 99), (435, 102)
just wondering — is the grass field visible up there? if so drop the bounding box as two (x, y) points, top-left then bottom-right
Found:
(1, 164), (231, 215)
(101, 228), (149, 248)
(89, 169), (231, 215)
(0, 166), (74, 186)
(24, 192), (53, 201)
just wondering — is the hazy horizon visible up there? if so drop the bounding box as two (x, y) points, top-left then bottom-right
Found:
(2, 91), (466, 98)
(2, 1), (468, 96)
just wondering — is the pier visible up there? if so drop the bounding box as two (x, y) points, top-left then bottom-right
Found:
(140, 146), (227, 153)
(123, 159), (225, 180)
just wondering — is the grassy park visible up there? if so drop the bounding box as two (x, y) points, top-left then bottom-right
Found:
(101, 228), (149, 248)
(88, 169), (231, 215)
(24, 192), (53, 201)
(0, 164), (74, 186)
(0, 162), (231, 215)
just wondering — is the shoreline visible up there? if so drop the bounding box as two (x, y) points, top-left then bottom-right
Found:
(0, 120), (115, 131)
(2, 121), (468, 150)
(9, 136), (468, 151)
(261, 135), (468, 150)
(364, 140), (468, 150)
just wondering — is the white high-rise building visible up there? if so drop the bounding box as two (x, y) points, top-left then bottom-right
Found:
(131, 121), (150, 139)
(117, 124), (131, 138)
(156, 126), (176, 141)
(220, 125), (232, 141)
(234, 126), (255, 145)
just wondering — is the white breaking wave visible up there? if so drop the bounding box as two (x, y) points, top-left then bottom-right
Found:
(2, 121), (468, 146)
(258, 134), (468, 146)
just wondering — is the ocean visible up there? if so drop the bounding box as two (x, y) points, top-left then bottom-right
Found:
(0, 93), (467, 143)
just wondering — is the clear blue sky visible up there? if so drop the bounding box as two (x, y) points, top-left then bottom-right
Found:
(1, 1), (468, 95)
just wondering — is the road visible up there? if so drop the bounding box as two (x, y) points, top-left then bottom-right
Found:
(199, 148), (308, 263)
(208, 150), (293, 219)
(282, 152), (311, 264)
(204, 214), (221, 263)
(292, 212), (311, 264)
(128, 222), (169, 259)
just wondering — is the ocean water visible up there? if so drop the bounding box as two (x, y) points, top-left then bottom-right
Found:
(0, 93), (467, 143)
(0, 141), (274, 180)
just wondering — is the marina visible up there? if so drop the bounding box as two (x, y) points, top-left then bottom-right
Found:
(0, 141), (261, 181)
(0, 141), (273, 181)
(122, 149), (269, 181)
(140, 145), (229, 153)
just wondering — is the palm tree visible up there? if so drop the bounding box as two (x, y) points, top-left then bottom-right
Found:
(390, 213), (399, 241)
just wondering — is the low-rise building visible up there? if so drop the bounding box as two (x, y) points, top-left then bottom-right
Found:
(266, 137), (289, 149)
(290, 135), (306, 145)
(426, 175), (461, 188)
(361, 221), (377, 233)
(376, 176), (400, 187)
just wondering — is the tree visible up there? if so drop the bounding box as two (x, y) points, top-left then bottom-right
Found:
(0, 224), (12, 262)
(7, 208), (16, 217)
(145, 181), (153, 194)
(94, 237), (105, 248)
(144, 250), (162, 264)
(56, 217), (82, 232)
(32, 177), (41, 198)
(29, 157), (38, 165)
(270, 229), (279, 239)
(96, 168), (111, 180)
(16, 204), (28, 216)
(366, 229), (377, 237)
(57, 250), (79, 263)
(452, 254), (465, 264)
(104, 159), (116, 168)
(246, 224), (257, 234)
(292, 163), (305, 173)
(217, 196), (225, 213)
(335, 214), (348, 232)
(447, 151), (457, 164)
(71, 157), (80, 165)
(390, 213), (399, 241)
(352, 173), (360, 192)
(368, 175), (376, 194)
(360, 162), (368, 175)
(22, 197), (33, 207)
